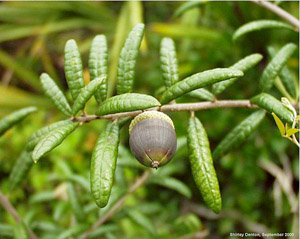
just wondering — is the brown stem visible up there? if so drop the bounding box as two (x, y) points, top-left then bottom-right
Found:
(258, 159), (298, 213)
(80, 170), (151, 239)
(251, 0), (300, 31)
(0, 189), (38, 239)
(179, 230), (209, 239)
(184, 202), (272, 238)
(75, 100), (257, 123)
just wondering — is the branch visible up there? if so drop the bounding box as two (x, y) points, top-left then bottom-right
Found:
(80, 170), (152, 239)
(179, 230), (209, 239)
(258, 159), (298, 213)
(184, 202), (272, 238)
(0, 189), (38, 239)
(75, 100), (257, 123)
(251, 0), (300, 31)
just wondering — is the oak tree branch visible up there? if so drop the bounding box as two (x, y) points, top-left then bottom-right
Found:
(80, 170), (152, 239)
(75, 100), (257, 123)
(251, 0), (300, 31)
(0, 189), (38, 239)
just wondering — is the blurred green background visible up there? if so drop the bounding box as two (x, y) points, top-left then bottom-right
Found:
(0, 1), (299, 239)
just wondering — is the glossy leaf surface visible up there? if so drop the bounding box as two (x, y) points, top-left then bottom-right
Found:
(26, 120), (72, 151)
(161, 68), (243, 104)
(160, 37), (179, 87)
(0, 107), (36, 136)
(90, 121), (120, 208)
(267, 46), (297, 98)
(9, 151), (33, 190)
(40, 73), (72, 116)
(272, 113), (285, 136)
(213, 110), (265, 159)
(212, 53), (263, 95)
(260, 43), (297, 91)
(187, 116), (222, 213)
(233, 20), (294, 41)
(116, 23), (144, 94)
(64, 39), (85, 100)
(72, 77), (104, 115)
(251, 93), (294, 124)
(32, 122), (79, 162)
(89, 35), (108, 103)
(187, 88), (215, 101)
(97, 93), (160, 116)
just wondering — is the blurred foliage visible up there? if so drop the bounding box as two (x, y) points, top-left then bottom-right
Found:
(0, 1), (299, 239)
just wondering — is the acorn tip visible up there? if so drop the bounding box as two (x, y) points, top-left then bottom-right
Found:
(152, 161), (159, 169)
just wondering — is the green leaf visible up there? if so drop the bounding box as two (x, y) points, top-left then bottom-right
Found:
(96, 93), (161, 116)
(72, 77), (104, 115)
(213, 110), (265, 159)
(267, 46), (297, 99)
(91, 121), (120, 208)
(65, 175), (90, 192)
(30, 191), (55, 204)
(212, 53), (263, 95)
(127, 1), (148, 52)
(67, 183), (85, 222)
(40, 73), (72, 116)
(89, 35), (108, 103)
(173, 1), (207, 18)
(233, 20), (295, 41)
(0, 85), (49, 112)
(31, 221), (61, 233)
(279, 67), (298, 99)
(251, 93), (294, 124)
(187, 116), (222, 213)
(150, 23), (222, 41)
(272, 113), (285, 136)
(89, 224), (119, 239)
(127, 210), (156, 235)
(148, 177), (192, 198)
(0, 49), (40, 91)
(286, 128), (299, 137)
(174, 213), (202, 234)
(260, 43), (297, 92)
(57, 224), (88, 239)
(64, 39), (85, 100)
(118, 145), (146, 169)
(187, 88), (215, 101)
(107, 3), (131, 97)
(13, 222), (28, 239)
(9, 151), (33, 190)
(286, 122), (292, 132)
(0, 18), (96, 43)
(0, 106), (37, 136)
(160, 68), (243, 104)
(32, 122), (79, 163)
(53, 201), (68, 222)
(0, 224), (13, 238)
(26, 120), (72, 151)
(126, 210), (156, 236)
(116, 23), (145, 94)
(160, 37), (179, 87)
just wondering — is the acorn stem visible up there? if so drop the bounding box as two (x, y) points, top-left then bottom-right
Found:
(152, 161), (159, 169)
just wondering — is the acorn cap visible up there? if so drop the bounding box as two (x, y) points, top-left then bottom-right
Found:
(129, 111), (174, 134)
(129, 111), (177, 169)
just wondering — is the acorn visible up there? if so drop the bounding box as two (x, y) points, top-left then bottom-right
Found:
(129, 111), (177, 169)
